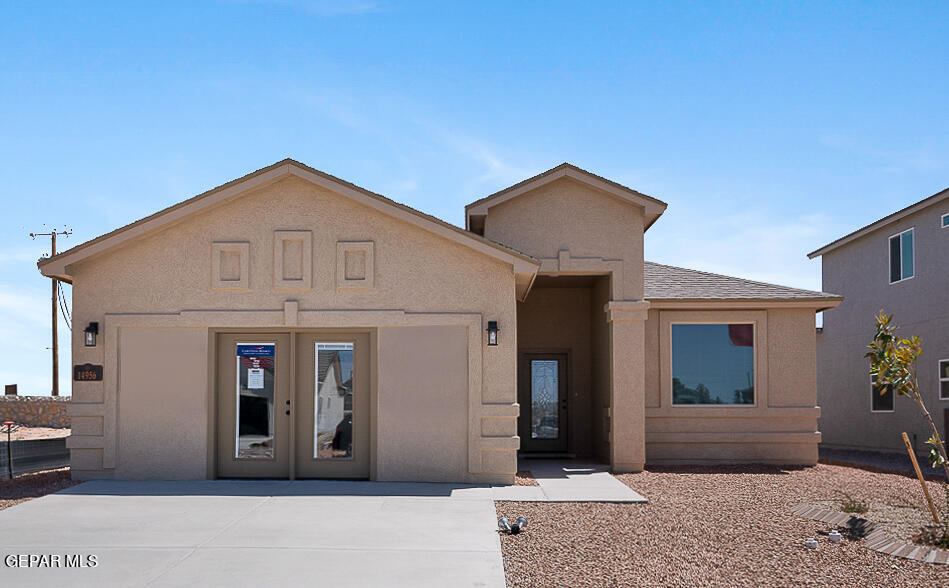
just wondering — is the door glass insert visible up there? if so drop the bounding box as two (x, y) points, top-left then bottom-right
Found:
(314, 342), (355, 459)
(235, 343), (276, 459)
(530, 359), (559, 439)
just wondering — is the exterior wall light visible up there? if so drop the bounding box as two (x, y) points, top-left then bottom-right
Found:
(486, 321), (499, 346)
(84, 322), (98, 347)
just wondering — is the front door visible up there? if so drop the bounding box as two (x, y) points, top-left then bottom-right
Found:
(217, 334), (292, 478)
(216, 332), (370, 478)
(294, 332), (370, 479)
(518, 353), (568, 453)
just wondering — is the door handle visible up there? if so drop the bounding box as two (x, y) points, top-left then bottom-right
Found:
(285, 410), (290, 415)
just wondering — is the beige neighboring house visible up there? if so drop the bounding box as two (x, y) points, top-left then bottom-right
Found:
(39, 159), (841, 482)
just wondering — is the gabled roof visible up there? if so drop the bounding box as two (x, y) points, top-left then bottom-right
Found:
(808, 185), (949, 258)
(644, 261), (842, 306)
(38, 159), (540, 297)
(465, 163), (668, 231)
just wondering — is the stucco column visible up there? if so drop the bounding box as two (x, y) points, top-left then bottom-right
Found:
(605, 301), (649, 473)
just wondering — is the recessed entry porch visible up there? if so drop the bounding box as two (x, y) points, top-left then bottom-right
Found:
(517, 275), (613, 463)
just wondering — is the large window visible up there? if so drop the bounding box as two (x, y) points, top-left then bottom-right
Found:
(671, 323), (755, 405)
(870, 375), (894, 412)
(939, 360), (949, 401)
(889, 228), (915, 283)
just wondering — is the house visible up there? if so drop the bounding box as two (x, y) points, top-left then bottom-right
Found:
(809, 187), (949, 454)
(38, 159), (841, 482)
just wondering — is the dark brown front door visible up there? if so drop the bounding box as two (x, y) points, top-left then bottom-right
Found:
(518, 353), (568, 453)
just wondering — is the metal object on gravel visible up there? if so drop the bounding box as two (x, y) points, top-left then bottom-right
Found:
(829, 530), (842, 543)
(805, 538), (819, 549)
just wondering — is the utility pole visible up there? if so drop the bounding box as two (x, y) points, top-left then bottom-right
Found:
(30, 227), (72, 396)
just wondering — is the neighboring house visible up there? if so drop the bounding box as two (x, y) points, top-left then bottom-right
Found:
(38, 159), (840, 483)
(809, 187), (949, 454)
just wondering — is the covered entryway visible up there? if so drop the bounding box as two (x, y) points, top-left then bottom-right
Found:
(516, 275), (612, 461)
(216, 331), (371, 479)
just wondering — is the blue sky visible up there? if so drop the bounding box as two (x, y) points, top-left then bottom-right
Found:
(1, 1), (947, 395)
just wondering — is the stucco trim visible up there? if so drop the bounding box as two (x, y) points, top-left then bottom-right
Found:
(77, 307), (511, 480)
(465, 162), (668, 229)
(37, 159), (541, 294)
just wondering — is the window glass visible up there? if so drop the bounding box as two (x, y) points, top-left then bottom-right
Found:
(314, 342), (354, 459)
(889, 234), (901, 283)
(939, 360), (949, 400)
(942, 213), (949, 228)
(236, 343), (276, 459)
(900, 229), (914, 279)
(871, 375), (894, 412)
(890, 229), (914, 282)
(530, 360), (560, 439)
(672, 324), (754, 405)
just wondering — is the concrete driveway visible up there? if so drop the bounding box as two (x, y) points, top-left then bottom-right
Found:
(0, 480), (505, 587)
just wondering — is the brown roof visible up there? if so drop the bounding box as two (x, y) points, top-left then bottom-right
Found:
(644, 261), (841, 302)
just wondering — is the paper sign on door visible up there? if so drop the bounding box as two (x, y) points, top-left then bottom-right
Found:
(247, 368), (264, 389)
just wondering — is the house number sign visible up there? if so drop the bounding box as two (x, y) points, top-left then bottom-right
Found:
(73, 363), (103, 382)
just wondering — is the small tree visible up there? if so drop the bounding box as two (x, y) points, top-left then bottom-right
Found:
(866, 311), (949, 480)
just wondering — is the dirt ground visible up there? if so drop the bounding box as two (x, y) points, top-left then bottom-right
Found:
(496, 463), (949, 587)
(0, 468), (75, 511)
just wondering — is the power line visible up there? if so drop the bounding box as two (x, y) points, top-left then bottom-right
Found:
(57, 283), (71, 331)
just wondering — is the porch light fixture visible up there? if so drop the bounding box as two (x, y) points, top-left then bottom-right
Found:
(486, 321), (499, 346)
(84, 322), (98, 347)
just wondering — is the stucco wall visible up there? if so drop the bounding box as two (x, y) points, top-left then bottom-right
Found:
(376, 326), (471, 482)
(819, 203), (949, 452)
(0, 396), (70, 428)
(113, 327), (208, 479)
(66, 174), (519, 482)
(590, 277), (611, 462)
(643, 307), (820, 464)
(481, 177), (645, 300)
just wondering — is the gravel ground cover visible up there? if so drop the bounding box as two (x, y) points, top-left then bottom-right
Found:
(0, 468), (75, 511)
(496, 464), (949, 587)
(515, 470), (539, 486)
(2, 426), (71, 441)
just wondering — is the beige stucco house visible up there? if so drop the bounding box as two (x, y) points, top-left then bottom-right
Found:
(38, 159), (842, 482)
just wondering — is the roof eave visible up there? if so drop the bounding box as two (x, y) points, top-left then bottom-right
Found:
(38, 159), (541, 281)
(808, 186), (949, 258)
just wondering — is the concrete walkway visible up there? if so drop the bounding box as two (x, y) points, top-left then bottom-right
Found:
(0, 480), (505, 588)
(491, 460), (647, 503)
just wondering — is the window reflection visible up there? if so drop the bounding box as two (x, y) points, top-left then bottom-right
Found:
(672, 324), (754, 405)
(236, 343), (276, 458)
(315, 342), (354, 459)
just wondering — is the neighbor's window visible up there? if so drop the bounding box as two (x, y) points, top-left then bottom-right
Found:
(871, 375), (894, 412)
(939, 360), (949, 400)
(942, 213), (949, 229)
(671, 323), (755, 405)
(888, 228), (915, 283)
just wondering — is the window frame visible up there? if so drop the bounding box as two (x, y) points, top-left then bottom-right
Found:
(870, 374), (895, 413)
(669, 321), (757, 407)
(942, 213), (949, 229)
(939, 359), (949, 401)
(888, 227), (916, 284)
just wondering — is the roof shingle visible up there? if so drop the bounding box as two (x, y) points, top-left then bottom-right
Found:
(644, 261), (840, 301)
